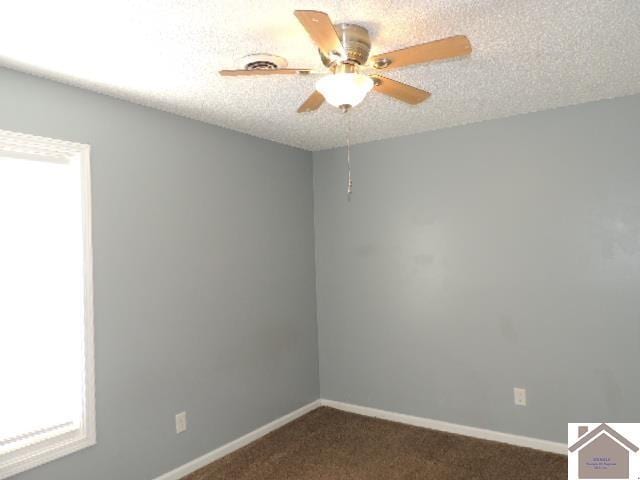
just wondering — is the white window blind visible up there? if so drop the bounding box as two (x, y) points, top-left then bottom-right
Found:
(0, 130), (95, 479)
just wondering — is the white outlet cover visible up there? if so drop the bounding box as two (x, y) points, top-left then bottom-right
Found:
(175, 412), (187, 434)
(514, 387), (527, 406)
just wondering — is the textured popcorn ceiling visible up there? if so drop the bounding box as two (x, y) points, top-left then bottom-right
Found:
(1, 1), (639, 151)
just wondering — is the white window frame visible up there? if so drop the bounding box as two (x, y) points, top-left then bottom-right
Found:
(0, 129), (96, 479)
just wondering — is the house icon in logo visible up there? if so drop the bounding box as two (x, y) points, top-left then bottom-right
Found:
(569, 424), (639, 479)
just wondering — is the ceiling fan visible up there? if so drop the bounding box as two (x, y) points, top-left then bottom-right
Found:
(220, 10), (472, 113)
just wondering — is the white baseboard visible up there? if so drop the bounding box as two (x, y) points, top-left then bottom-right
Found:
(154, 397), (566, 479)
(320, 399), (567, 455)
(153, 400), (321, 480)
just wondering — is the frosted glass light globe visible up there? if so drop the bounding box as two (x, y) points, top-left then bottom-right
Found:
(316, 73), (374, 108)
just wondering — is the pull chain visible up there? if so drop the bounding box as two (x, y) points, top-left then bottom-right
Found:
(346, 109), (352, 199)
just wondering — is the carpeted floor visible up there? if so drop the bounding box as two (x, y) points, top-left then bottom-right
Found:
(183, 407), (567, 480)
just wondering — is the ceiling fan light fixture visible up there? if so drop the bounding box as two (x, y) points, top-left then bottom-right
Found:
(315, 72), (374, 109)
(221, 10), (472, 113)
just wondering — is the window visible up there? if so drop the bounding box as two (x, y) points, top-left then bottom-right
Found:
(0, 130), (95, 479)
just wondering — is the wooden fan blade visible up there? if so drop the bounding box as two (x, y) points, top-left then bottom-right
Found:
(370, 35), (471, 70)
(220, 69), (311, 76)
(294, 10), (345, 57)
(370, 75), (431, 105)
(297, 91), (325, 113)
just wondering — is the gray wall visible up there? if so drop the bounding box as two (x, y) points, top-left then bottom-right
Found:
(3, 59), (639, 478)
(313, 95), (640, 443)
(0, 66), (318, 480)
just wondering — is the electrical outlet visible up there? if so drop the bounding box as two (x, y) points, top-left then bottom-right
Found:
(175, 412), (187, 434)
(514, 387), (527, 406)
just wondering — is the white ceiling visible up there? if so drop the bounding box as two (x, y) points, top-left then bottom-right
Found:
(1, 1), (639, 151)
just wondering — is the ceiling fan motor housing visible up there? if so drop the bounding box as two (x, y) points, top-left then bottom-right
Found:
(321, 23), (371, 66)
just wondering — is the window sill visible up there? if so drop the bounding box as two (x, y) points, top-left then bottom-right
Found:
(0, 427), (95, 479)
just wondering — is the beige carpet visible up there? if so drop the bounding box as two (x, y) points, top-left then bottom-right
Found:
(183, 407), (567, 479)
